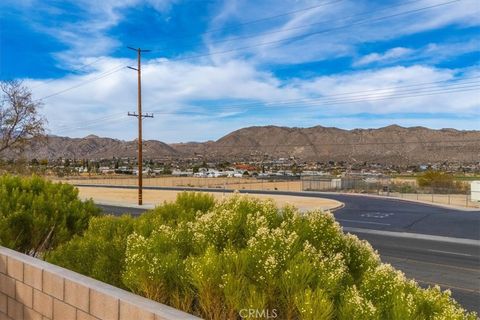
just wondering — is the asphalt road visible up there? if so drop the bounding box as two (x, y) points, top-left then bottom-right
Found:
(89, 185), (480, 239)
(94, 186), (480, 313)
(348, 229), (479, 314)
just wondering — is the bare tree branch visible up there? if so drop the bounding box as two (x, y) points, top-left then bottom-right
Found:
(0, 80), (46, 155)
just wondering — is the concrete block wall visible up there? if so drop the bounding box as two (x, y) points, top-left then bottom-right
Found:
(0, 247), (200, 320)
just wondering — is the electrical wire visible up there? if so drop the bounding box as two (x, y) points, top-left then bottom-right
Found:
(34, 65), (127, 101)
(146, 81), (480, 113)
(30, 56), (108, 90)
(49, 78), (479, 130)
(31, 0), (463, 103)
(199, 0), (344, 36)
(171, 0), (461, 61)
(201, 0), (428, 46)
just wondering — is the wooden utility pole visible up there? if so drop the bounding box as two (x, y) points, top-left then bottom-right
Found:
(128, 47), (153, 205)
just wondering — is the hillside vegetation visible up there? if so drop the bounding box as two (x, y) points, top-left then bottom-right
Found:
(47, 191), (476, 320)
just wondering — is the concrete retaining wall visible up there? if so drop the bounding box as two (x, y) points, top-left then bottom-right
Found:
(0, 246), (200, 320)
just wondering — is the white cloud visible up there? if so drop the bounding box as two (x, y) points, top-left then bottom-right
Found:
(354, 38), (480, 67)
(355, 47), (414, 66)
(25, 59), (479, 142)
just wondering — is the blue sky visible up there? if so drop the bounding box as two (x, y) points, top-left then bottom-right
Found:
(0, 0), (479, 142)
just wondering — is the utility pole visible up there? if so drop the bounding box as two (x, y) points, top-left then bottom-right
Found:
(128, 47), (153, 205)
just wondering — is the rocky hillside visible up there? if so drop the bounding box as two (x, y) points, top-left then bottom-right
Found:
(173, 125), (480, 163)
(15, 135), (180, 160)
(7, 125), (480, 164)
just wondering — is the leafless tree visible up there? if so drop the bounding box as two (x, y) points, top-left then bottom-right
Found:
(0, 80), (46, 154)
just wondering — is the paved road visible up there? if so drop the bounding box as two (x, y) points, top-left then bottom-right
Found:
(347, 229), (479, 313)
(310, 193), (480, 240)
(89, 185), (480, 239)
(93, 186), (480, 313)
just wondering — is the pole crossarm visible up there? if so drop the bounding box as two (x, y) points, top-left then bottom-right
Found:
(127, 112), (154, 118)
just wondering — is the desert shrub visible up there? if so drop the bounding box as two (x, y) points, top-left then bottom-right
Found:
(294, 288), (334, 320)
(412, 285), (477, 320)
(0, 174), (99, 256)
(390, 182), (417, 193)
(47, 192), (476, 320)
(135, 192), (215, 236)
(123, 229), (194, 310)
(417, 170), (455, 189)
(175, 191), (215, 213)
(338, 285), (379, 320)
(46, 215), (134, 288)
(342, 233), (381, 282)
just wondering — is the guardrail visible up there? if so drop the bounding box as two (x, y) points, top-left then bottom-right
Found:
(0, 246), (199, 320)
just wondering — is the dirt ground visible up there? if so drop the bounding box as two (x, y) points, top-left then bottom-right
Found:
(76, 186), (343, 212)
(56, 176), (303, 191)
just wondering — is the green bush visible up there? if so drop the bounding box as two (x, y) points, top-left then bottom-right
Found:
(47, 215), (134, 288)
(47, 192), (477, 320)
(0, 174), (100, 256)
(417, 170), (454, 189)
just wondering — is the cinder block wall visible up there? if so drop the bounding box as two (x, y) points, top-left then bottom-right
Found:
(0, 247), (200, 320)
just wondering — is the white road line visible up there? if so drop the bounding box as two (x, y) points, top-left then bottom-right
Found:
(427, 249), (474, 257)
(337, 219), (391, 226)
(344, 227), (480, 246)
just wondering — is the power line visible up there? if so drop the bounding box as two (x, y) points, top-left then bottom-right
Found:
(202, 0), (427, 46)
(28, 2), (344, 101)
(30, 57), (108, 90)
(171, 0), (461, 61)
(49, 78), (479, 131)
(54, 114), (128, 132)
(31, 0), (462, 103)
(54, 84), (478, 134)
(202, 0), (344, 35)
(34, 65), (126, 101)
(146, 81), (479, 113)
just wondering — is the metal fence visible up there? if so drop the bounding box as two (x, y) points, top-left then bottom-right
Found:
(301, 176), (480, 208)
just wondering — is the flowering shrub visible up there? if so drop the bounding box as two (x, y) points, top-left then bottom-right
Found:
(48, 192), (477, 319)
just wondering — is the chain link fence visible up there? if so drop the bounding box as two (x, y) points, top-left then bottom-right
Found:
(301, 175), (480, 208)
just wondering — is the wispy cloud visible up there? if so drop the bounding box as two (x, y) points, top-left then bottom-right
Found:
(203, 0), (480, 65)
(354, 47), (414, 66)
(354, 38), (480, 67)
(5, 0), (177, 67)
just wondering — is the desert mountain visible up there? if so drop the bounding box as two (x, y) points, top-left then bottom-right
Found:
(7, 125), (480, 164)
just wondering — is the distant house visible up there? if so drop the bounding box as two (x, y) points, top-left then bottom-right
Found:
(234, 164), (257, 171)
(99, 166), (114, 174)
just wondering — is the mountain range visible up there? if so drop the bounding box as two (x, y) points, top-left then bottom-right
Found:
(7, 125), (480, 164)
